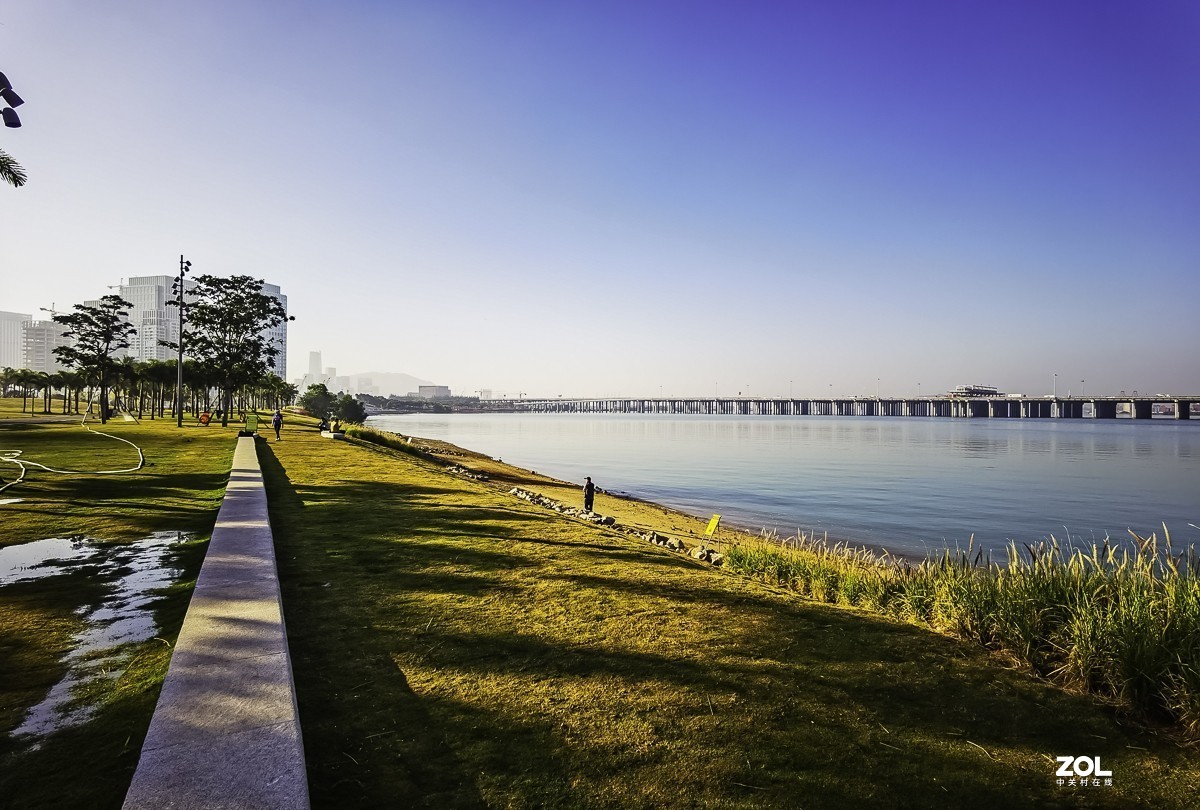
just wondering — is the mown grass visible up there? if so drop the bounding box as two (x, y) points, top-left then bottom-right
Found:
(263, 424), (1199, 808)
(346, 423), (721, 542)
(723, 532), (1200, 742)
(0, 396), (56, 418)
(0, 399), (236, 546)
(0, 402), (238, 808)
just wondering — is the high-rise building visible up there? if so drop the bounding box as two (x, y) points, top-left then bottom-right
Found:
(22, 320), (73, 373)
(0, 311), (31, 368)
(261, 282), (288, 379)
(104, 276), (288, 377)
(308, 351), (322, 377)
(118, 275), (193, 362)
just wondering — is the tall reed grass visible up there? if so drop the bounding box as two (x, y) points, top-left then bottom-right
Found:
(724, 528), (1200, 739)
(342, 424), (441, 462)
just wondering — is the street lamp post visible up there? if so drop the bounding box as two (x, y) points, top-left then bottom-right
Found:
(174, 255), (191, 427)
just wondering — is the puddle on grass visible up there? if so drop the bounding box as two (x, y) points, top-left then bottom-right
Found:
(0, 532), (189, 740)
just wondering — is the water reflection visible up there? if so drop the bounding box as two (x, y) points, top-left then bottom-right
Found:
(1, 532), (187, 739)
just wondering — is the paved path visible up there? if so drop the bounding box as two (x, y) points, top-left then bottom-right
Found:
(123, 436), (309, 810)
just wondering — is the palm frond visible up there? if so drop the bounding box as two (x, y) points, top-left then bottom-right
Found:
(0, 147), (27, 188)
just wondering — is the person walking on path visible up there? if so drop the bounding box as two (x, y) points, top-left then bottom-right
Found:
(272, 408), (284, 441)
(583, 476), (596, 513)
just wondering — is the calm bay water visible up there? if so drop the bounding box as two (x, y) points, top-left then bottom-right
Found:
(368, 414), (1199, 558)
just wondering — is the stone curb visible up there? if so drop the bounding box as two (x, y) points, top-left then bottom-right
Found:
(122, 436), (309, 810)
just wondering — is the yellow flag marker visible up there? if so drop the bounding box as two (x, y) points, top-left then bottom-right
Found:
(705, 515), (721, 537)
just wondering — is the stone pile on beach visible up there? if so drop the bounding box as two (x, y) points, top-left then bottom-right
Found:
(447, 464), (489, 481)
(508, 487), (614, 525)
(507, 487), (723, 567)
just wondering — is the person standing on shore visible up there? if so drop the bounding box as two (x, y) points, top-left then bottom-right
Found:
(272, 408), (283, 441)
(583, 476), (596, 512)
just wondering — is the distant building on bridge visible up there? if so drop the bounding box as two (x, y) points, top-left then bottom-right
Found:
(949, 384), (1005, 397)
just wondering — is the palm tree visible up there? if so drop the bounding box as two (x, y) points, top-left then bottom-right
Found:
(39, 371), (56, 413)
(27, 371), (51, 413)
(65, 369), (90, 414)
(56, 370), (78, 414)
(153, 360), (176, 418)
(112, 356), (138, 417)
(131, 360), (156, 419)
(0, 147), (26, 188)
(14, 368), (38, 413)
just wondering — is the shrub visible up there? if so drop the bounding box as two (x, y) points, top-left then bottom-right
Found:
(342, 425), (440, 462)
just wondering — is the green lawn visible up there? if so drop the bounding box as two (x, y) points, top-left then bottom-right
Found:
(3, 403), (1196, 808)
(0, 402), (235, 546)
(0, 393), (78, 419)
(0, 404), (237, 809)
(263, 424), (1199, 809)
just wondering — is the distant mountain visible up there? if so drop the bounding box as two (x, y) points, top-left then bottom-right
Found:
(351, 371), (436, 398)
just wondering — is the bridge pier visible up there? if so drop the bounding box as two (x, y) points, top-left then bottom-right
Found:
(504, 395), (1196, 419)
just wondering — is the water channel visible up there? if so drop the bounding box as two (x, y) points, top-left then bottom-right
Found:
(0, 532), (188, 740)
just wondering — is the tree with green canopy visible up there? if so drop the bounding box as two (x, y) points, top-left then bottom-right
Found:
(299, 383), (335, 419)
(52, 295), (137, 424)
(332, 392), (368, 424)
(172, 274), (291, 427)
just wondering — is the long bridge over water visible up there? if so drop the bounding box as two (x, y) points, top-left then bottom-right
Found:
(495, 395), (1198, 419)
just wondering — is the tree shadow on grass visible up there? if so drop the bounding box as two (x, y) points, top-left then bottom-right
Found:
(254, 441), (1187, 809)
(0, 468), (227, 543)
(257, 441), (487, 808)
(395, 587), (1164, 808)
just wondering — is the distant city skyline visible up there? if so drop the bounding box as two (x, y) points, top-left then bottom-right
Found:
(0, 274), (289, 377)
(3, 2), (1198, 398)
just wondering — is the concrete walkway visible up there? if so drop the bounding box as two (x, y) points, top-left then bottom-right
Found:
(123, 436), (309, 810)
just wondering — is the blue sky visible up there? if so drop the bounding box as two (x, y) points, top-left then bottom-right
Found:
(2, 1), (1197, 397)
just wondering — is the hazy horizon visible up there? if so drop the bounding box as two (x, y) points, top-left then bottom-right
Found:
(3, 2), (1198, 399)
